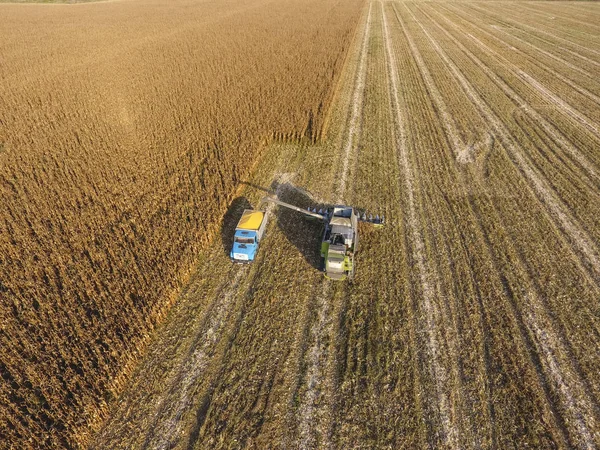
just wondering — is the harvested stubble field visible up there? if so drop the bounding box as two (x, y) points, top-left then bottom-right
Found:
(2, 0), (600, 449)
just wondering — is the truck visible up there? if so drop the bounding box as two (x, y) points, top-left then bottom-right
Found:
(230, 209), (269, 263)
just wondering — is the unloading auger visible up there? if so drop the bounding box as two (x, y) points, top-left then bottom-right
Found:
(259, 196), (384, 281)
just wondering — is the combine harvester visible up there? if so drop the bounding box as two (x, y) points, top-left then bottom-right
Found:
(230, 195), (384, 280)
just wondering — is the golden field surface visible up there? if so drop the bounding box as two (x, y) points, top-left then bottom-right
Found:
(2, 0), (600, 449)
(0, 0), (362, 447)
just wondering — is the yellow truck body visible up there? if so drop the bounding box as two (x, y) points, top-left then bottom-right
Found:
(237, 210), (265, 231)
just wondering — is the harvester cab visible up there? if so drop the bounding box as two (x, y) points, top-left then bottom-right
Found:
(261, 196), (384, 281)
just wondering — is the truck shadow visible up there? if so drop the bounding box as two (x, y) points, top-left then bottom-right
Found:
(220, 196), (252, 257)
(270, 181), (329, 270)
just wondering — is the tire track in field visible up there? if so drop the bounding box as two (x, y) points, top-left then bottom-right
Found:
(519, 4), (600, 34)
(336, 3), (372, 205)
(142, 178), (291, 448)
(439, 9), (600, 106)
(89, 259), (246, 449)
(392, 3), (476, 446)
(395, 4), (504, 445)
(461, 30), (600, 141)
(296, 4), (372, 448)
(408, 5), (600, 447)
(431, 6), (600, 187)
(382, 4), (459, 448)
(525, 302), (599, 449)
(440, 3), (600, 96)
(413, 5), (600, 282)
(143, 267), (247, 450)
(465, 3), (600, 60)
(463, 190), (582, 449)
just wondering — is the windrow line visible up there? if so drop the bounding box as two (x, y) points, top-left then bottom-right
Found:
(447, 3), (597, 81)
(439, 6), (600, 105)
(406, 4), (600, 446)
(518, 4), (600, 35)
(434, 6), (600, 186)
(465, 3), (600, 60)
(543, 3), (600, 28)
(561, 3), (600, 25)
(416, 0), (600, 436)
(402, 4), (571, 446)
(382, 3), (459, 448)
(563, 3), (600, 14)
(413, 4), (600, 281)
(391, 1), (477, 444)
(457, 29), (600, 143)
(336, 2), (373, 204)
(395, 3), (464, 161)
(393, 4), (524, 444)
(144, 267), (247, 449)
(297, 283), (335, 450)
(489, 26), (600, 98)
(296, 4), (372, 448)
(515, 69), (600, 138)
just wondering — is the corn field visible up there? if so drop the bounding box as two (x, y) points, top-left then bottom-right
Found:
(0, 0), (362, 447)
(3, 0), (600, 448)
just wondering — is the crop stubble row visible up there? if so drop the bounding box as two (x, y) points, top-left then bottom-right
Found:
(466, 2), (600, 66)
(314, 0), (600, 448)
(440, 3), (600, 174)
(383, 1), (600, 448)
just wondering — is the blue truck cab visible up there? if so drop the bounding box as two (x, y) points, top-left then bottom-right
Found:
(230, 210), (268, 263)
(230, 230), (259, 262)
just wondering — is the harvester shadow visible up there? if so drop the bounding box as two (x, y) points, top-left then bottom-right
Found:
(238, 180), (274, 195)
(220, 196), (252, 257)
(270, 181), (329, 271)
